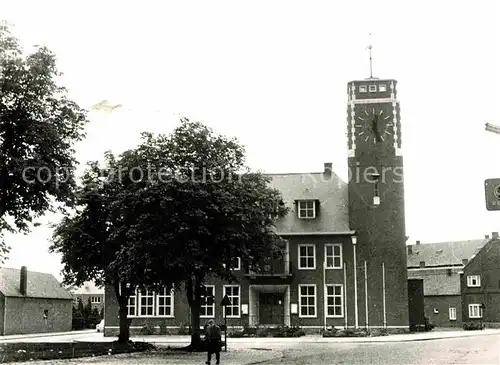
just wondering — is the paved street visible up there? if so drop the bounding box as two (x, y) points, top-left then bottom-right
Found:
(3, 331), (500, 364)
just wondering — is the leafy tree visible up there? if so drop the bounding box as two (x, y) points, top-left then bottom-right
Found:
(52, 118), (287, 347)
(0, 22), (88, 263)
(124, 119), (289, 348)
(50, 152), (184, 343)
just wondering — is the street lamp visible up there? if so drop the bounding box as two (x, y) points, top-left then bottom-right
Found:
(352, 235), (358, 329)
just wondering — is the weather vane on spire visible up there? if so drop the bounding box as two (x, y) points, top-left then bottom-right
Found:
(367, 33), (373, 78)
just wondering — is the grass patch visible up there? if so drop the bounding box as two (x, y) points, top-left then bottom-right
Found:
(0, 341), (155, 363)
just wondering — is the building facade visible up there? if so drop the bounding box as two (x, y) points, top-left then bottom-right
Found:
(69, 281), (105, 313)
(0, 266), (73, 335)
(407, 238), (489, 327)
(104, 78), (411, 335)
(461, 232), (500, 327)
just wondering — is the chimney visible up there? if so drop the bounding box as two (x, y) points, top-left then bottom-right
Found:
(416, 240), (421, 245)
(485, 235), (490, 239)
(20, 266), (27, 296)
(323, 162), (332, 178)
(462, 259), (469, 265)
(419, 261), (425, 268)
(492, 232), (499, 239)
(407, 246), (412, 254)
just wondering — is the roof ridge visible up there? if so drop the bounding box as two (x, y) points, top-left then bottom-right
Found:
(0, 267), (56, 276)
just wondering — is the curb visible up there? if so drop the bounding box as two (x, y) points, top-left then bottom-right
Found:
(311, 331), (500, 344)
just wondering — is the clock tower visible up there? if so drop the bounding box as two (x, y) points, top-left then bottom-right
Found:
(346, 78), (409, 328)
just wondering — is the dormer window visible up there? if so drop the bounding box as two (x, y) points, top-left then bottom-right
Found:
(368, 85), (377, 92)
(298, 200), (316, 219)
(359, 85), (367, 93)
(378, 84), (387, 92)
(467, 275), (481, 287)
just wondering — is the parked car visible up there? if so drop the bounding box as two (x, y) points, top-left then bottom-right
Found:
(96, 319), (104, 332)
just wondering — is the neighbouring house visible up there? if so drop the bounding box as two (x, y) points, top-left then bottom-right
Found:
(68, 281), (105, 312)
(460, 232), (500, 327)
(0, 266), (73, 335)
(104, 78), (414, 336)
(407, 237), (490, 327)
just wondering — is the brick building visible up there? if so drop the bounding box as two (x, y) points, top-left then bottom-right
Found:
(407, 237), (489, 327)
(460, 232), (500, 327)
(69, 281), (104, 312)
(0, 266), (73, 335)
(104, 78), (411, 335)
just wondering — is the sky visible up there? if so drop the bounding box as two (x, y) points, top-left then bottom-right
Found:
(1, 0), (500, 280)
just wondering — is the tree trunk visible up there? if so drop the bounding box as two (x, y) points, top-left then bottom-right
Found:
(118, 300), (130, 343)
(190, 304), (202, 349)
(114, 283), (131, 343)
(186, 275), (204, 350)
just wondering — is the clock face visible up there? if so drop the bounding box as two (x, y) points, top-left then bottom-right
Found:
(355, 105), (393, 144)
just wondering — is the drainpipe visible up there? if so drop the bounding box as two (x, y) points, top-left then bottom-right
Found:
(323, 255), (327, 330)
(352, 235), (358, 329)
(344, 262), (348, 329)
(382, 262), (387, 328)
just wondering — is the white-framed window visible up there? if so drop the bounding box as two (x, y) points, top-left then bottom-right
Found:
(467, 275), (481, 287)
(138, 289), (155, 316)
(325, 244), (342, 269)
(127, 293), (137, 316)
(449, 307), (457, 320)
(223, 285), (240, 318)
(231, 257), (241, 270)
(297, 200), (315, 219)
(369, 85), (377, 92)
(378, 84), (387, 92)
(468, 304), (483, 318)
(90, 296), (101, 303)
(299, 284), (316, 317)
(359, 85), (367, 92)
(156, 287), (174, 317)
(201, 285), (215, 318)
(326, 284), (343, 317)
(298, 244), (316, 269)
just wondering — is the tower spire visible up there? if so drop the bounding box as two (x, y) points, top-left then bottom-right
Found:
(367, 33), (373, 78)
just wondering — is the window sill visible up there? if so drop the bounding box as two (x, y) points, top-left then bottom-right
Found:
(325, 267), (343, 270)
(298, 267), (317, 270)
(298, 315), (317, 318)
(326, 315), (344, 318)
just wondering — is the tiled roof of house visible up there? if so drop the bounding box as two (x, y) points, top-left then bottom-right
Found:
(407, 239), (488, 268)
(408, 267), (463, 296)
(0, 267), (73, 300)
(69, 281), (104, 295)
(266, 169), (351, 234)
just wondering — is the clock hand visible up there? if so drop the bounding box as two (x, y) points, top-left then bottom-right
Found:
(372, 115), (382, 142)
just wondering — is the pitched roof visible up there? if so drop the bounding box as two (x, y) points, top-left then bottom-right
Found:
(69, 281), (104, 295)
(407, 239), (489, 268)
(266, 170), (351, 234)
(0, 267), (73, 300)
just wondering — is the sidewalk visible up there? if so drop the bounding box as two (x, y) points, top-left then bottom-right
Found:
(0, 330), (93, 341)
(2, 328), (499, 345)
(131, 328), (500, 346)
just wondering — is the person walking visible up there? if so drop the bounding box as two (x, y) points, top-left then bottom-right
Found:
(205, 319), (222, 365)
